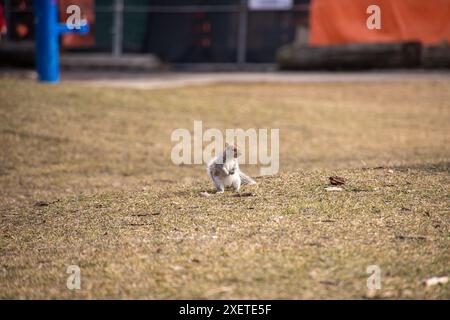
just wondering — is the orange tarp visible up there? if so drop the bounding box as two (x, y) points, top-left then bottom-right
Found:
(309, 0), (450, 46)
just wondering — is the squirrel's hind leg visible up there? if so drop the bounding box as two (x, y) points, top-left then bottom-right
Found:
(232, 176), (241, 192)
(211, 175), (225, 193)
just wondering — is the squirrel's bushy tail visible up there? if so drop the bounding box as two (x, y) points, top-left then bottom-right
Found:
(239, 171), (256, 185)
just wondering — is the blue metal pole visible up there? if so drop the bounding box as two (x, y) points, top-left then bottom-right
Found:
(34, 0), (59, 83)
(34, 0), (89, 83)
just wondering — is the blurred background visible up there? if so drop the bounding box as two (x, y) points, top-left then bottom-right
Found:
(0, 0), (449, 71)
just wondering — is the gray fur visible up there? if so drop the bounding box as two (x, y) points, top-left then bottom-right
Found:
(207, 144), (256, 193)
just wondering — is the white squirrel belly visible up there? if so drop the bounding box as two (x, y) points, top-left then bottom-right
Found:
(222, 171), (239, 187)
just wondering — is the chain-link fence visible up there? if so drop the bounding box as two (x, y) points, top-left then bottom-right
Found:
(3, 0), (310, 63)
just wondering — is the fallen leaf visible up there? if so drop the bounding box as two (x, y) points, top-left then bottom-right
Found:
(425, 276), (448, 287)
(329, 176), (345, 185)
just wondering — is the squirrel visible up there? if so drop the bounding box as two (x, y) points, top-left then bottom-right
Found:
(207, 143), (256, 193)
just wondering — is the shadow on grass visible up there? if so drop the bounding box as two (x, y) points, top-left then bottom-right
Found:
(392, 161), (449, 173)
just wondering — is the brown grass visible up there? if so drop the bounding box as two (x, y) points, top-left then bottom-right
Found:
(0, 77), (449, 299)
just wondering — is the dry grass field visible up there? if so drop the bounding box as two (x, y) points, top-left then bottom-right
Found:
(0, 77), (449, 299)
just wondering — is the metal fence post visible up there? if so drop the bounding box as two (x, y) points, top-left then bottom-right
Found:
(34, 0), (88, 82)
(112, 0), (123, 57)
(4, 0), (11, 41)
(237, 0), (248, 64)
